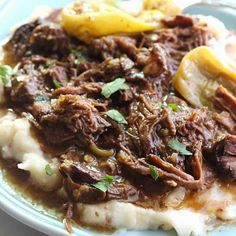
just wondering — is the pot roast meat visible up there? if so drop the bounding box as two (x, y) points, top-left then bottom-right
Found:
(10, 76), (40, 103)
(40, 95), (111, 144)
(2, 13), (236, 206)
(117, 144), (204, 190)
(7, 55), (70, 104)
(162, 15), (194, 28)
(29, 24), (70, 57)
(142, 17), (213, 73)
(64, 177), (107, 203)
(5, 55), (78, 120)
(107, 182), (140, 202)
(3, 20), (40, 62)
(142, 43), (171, 81)
(213, 111), (236, 134)
(90, 35), (138, 60)
(60, 150), (140, 203)
(60, 162), (103, 183)
(212, 85), (236, 121)
(125, 95), (218, 158)
(86, 17), (213, 97)
(211, 135), (236, 181)
(52, 82), (103, 97)
(64, 179), (140, 204)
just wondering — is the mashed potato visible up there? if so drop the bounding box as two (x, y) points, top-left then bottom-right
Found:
(0, 110), (61, 191)
(77, 201), (209, 236)
(77, 183), (236, 236)
(199, 15), (236, 65)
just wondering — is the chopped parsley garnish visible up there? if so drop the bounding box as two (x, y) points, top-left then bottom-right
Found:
(53, 81), (62, 88)
(101, 78), (129, 98)
(167, 103), (179, 111)
(92, 175), (115, 192)
(168, 139), (192, 156)
(44, 60), (55, 69)
(35, 94), (50, 103)
(70, 49), (89, 64)
(0, 65), (15, 86)
(149, 165), (159, 181)
(159, 102), (179, 111)
(106, 109), (128, 124)
(25, 50), (32, 56)
(159, 103), (165, 109)
(45, 164), (53, 176)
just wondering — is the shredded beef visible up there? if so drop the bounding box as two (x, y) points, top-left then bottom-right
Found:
(117, 146), (203, 190)
(29, 24), (70, 56)
(3, 14), (235, 206)
(210, 135), (236, 181)
(60, 149), (140, 203)
(88, 15), (213, 96)
(53, 82), (103, 97)
(213, 111), (236, 134)
(162, 15), (194, 28)
(142, 17), (213, 73)
(40, 95), (110, 144)
(212, 85), (236, 121)
(90, 36), (138, 60)
(10, 76), (39, 103)
(3, 20), (40, 61)
(125, 95), (218, 158)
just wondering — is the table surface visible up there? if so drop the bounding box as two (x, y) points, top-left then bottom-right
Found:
(0, 209), (46, 236)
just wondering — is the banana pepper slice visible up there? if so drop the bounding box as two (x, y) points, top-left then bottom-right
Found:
(172, 46), (236, 108)
(61, 0), (163, 40)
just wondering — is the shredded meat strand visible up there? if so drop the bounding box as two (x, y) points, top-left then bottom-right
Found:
(3, 14), (235, 207)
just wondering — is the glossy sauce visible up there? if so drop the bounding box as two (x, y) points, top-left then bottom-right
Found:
(0, 157), (65, 218)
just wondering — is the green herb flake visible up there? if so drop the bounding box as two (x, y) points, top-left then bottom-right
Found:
(149, 165), (159, 181)
(159, 102), (179, 112)
(168, 139), (192, 156)
(53, 81), (62, 89)
(25, 50), (32, 56)
(106, 109), (128, 124)
(0, 65), (15, 86)
(120, 82), (129, 90)
(101, 78), (129, 98)
(70, 49), (88, 64)
(45, 164), (53, 176)
(159, 103), (165, 109)
(44, 60), (55, 69)
(167, 103), (179, 111)
(92, 175), (115, 192)
(35, 94), (50, 103)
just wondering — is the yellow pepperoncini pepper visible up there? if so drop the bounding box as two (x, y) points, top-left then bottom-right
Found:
(172, 46), (236, 109)
(61, 0), (164, 40)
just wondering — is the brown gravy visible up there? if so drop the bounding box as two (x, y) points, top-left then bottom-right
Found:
(0, 156), (117, 234)
(0, 157), (65, 217)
